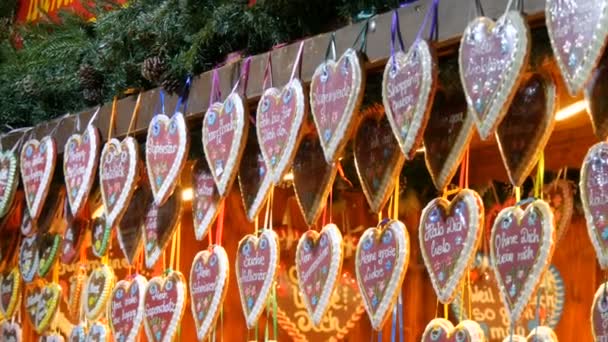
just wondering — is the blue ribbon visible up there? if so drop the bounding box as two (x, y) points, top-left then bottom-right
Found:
(175, 75), (192, 115)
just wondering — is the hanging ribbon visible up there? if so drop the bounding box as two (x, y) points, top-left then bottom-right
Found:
(127, 93), (143, 136)
(289, 41), (305, 81)
(352, 19), (370, 53)
(390, 10), (406, 61)
(231, 56), (252, 96)
(215, 201), (225, 246)
(414, 0), (440, 43)
(325, 33), (337, 62)
(534, 152), (545, 199)
(175, 75), (192, 115)
(262, 53), (273, 91)
(210, 69), (222, 104)
(474, 0), (485, 17)
(154, 90), (166, 117)
(108, 97), (118, 139)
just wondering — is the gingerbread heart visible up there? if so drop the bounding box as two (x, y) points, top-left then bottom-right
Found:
(421, 318), (485, 342)
(585, 53), (608, 140)
(310, 48), (365, 163)
(0, 150), (18, 219)
(69, 323), (87, 342)
(146, 113), (189, 206)
(423, 90), (474, 191)
(20, 137), (57, 220)
(143, 271), (186, 342)
(19, 234), (39, 283)
(543, 179), (574, 244)
(0, 267), (21, 319)
(580, 142), (608, 269)
(353, 112), (405, 213)
(60, 216), (86, 264)
(236, 229), (280, 328)
(142, 189), (182, 269)
(355, 220), (409, 330)
(202, 93), (249, 196)
(84, 264), (114, 321)
(87, 321), (110, 342)
(256, 78), (306, 183)
(292, 134), (337, 226)
(99, 137), (139, 229)
(592, 282), (608, 341)
(459, 11), (530, 140)
(238, 132), (273, 221)
(38, 233), (61, 278)
(109, 275), (146, 342)
(67, 267), (86, 322)
(91, 216), (111, 258)
(192, 159), (222, 241)
(21, 210), (35, 236)
(117, 184), (150, 264)
(1, 320), (22, 341)
(189, 245), (229, 341)
(24, 280), (61, 334)
(383, 39), (437, 159)
(419, 189), (484, 303)
(39, 333), (65, 342)
(64, 125), (100, 216)
(295, 223), (343, 326)
(546, 0), (608, 96)
(490, 200), (555, 323)
(502, 326), (558, 342)
(496, 72), (556, 187)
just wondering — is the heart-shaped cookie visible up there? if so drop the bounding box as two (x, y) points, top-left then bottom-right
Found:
(580, 142), (608, 269)
(546, 0), (608, 96)
(60, 216), (85, 264)
(256, 78), (306, 183)
(382, 39), (437, 159)
(192, 159), (222, 241)
(292, 134), (337, 226)
(236, 229), (280, 328)
(592, 282), (608, 341)
(202, 92), (249, 196)
(353, 112), (405, 213)
(1, 320), (22, 341)
(19, 234), (39, 283)
(117, 184), (150, 264)
(91, 216), (111, 258)
(99, 137), (139, 229)
(109, 275), (146, 342)
(24, 280), (61, 334)
(143, 271), (186, 342)
(295, 223), (343, 326)
(0, 150), (18, 219)
(423, 90), (475, 191)
(189, 245), (229, 341)
(421, 318), (485, 342)
(146, 112), (189, 206)
(142, 189), (182, 269)
(502, 326), (558, 342)
(87, 321), (110, 342)
(21, 210), (36, 236)
(238, 132), (273, 222)
(543, 179), (574, 244)
(0, 267), (21, 319)
(310, 48), (365, 163)
(459, 11), (530, 140)
(496, 72), (556, 187)
(67, 267), (86, 322)
(20, 137), (57, 220)
(355, 220), (409, 330)
(69, 323), (87, 342)
(419, 189), (484, 303)
(64, 125), (100, 216)
(38, 233), (61, 278)
(490, 200), (555, 324)
(585, 53), (608, 140)
(40, 333), (65, 342)
(84, 264), (114, 321)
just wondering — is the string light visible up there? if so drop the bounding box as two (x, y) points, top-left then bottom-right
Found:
(181, 188), (193, 201)
(556, 100), (587, 121)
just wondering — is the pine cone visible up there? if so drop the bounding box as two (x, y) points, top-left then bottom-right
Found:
(141, 56), (166, 84)
(160, 73), (182, 95)
(82, 88), (104, 104)
(78, 64), (103, 90)
(19, 75), (37, 97)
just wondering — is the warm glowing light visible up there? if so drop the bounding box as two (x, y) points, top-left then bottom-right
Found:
(556, 100), (587, 121)
(283, 172), (294, 182)
(416, 146), (426, 153)
(182, 188), (193, 201)
(92, 205), (104, 218)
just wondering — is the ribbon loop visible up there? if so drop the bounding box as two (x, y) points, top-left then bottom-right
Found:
(325, 33), (337, 61)
(175, 75), (192, 115)
(289, 41), (305, 81)
(391, 10), (406, 59)
(210, 69), (222, 104)
(415, 0), (440, 43)
(352, 19), (370, 53)
(263, 53), (273, 90)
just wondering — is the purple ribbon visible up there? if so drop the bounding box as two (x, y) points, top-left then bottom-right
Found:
(414, 0), (440, 43)
(390, 293), (403, 342)
(210, 69), (221, 104)
(390, 10), (406, 58)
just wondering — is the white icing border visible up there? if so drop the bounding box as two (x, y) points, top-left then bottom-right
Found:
(418, 189), (483, 303)
(592, 281), (608, 341)
(235, 229), (279, 328)
(459, 11), (530, 140)
(490, 200), (555, 324)
(99, 137), (139, 228)
(382, 40), (436, 160)
(422, 318), (485, 342)
(32, 281), (61, 334)
(86, 322), (109, 342)
(21, 137), (57, 220)
(69, 322), (87, 341)
(189, 245), (229, 341)
(238, 155), (273, 222)
(580, 142), (608, 269)
(355, 220), (409, 330)
(19, 234), (39, 283)
(0, 267), (22, 319)
(548, 0), (608, 96)
(146, 112), (189, 206)
(108, 275), (147, 342)
(192, 160), (221, 241)
(202, 93), (248, 197)
(1, 320), (22, 341)
(295, 223), (343, 327)
(310, 48), (365, 163)
(144, 271), (186, 342)
(84, 264), (115, 321)
(0, 150), (19, 218)
(256, 79), (306, 184)
(39, 332), (64, 342)
(63, 125), (100, 216)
